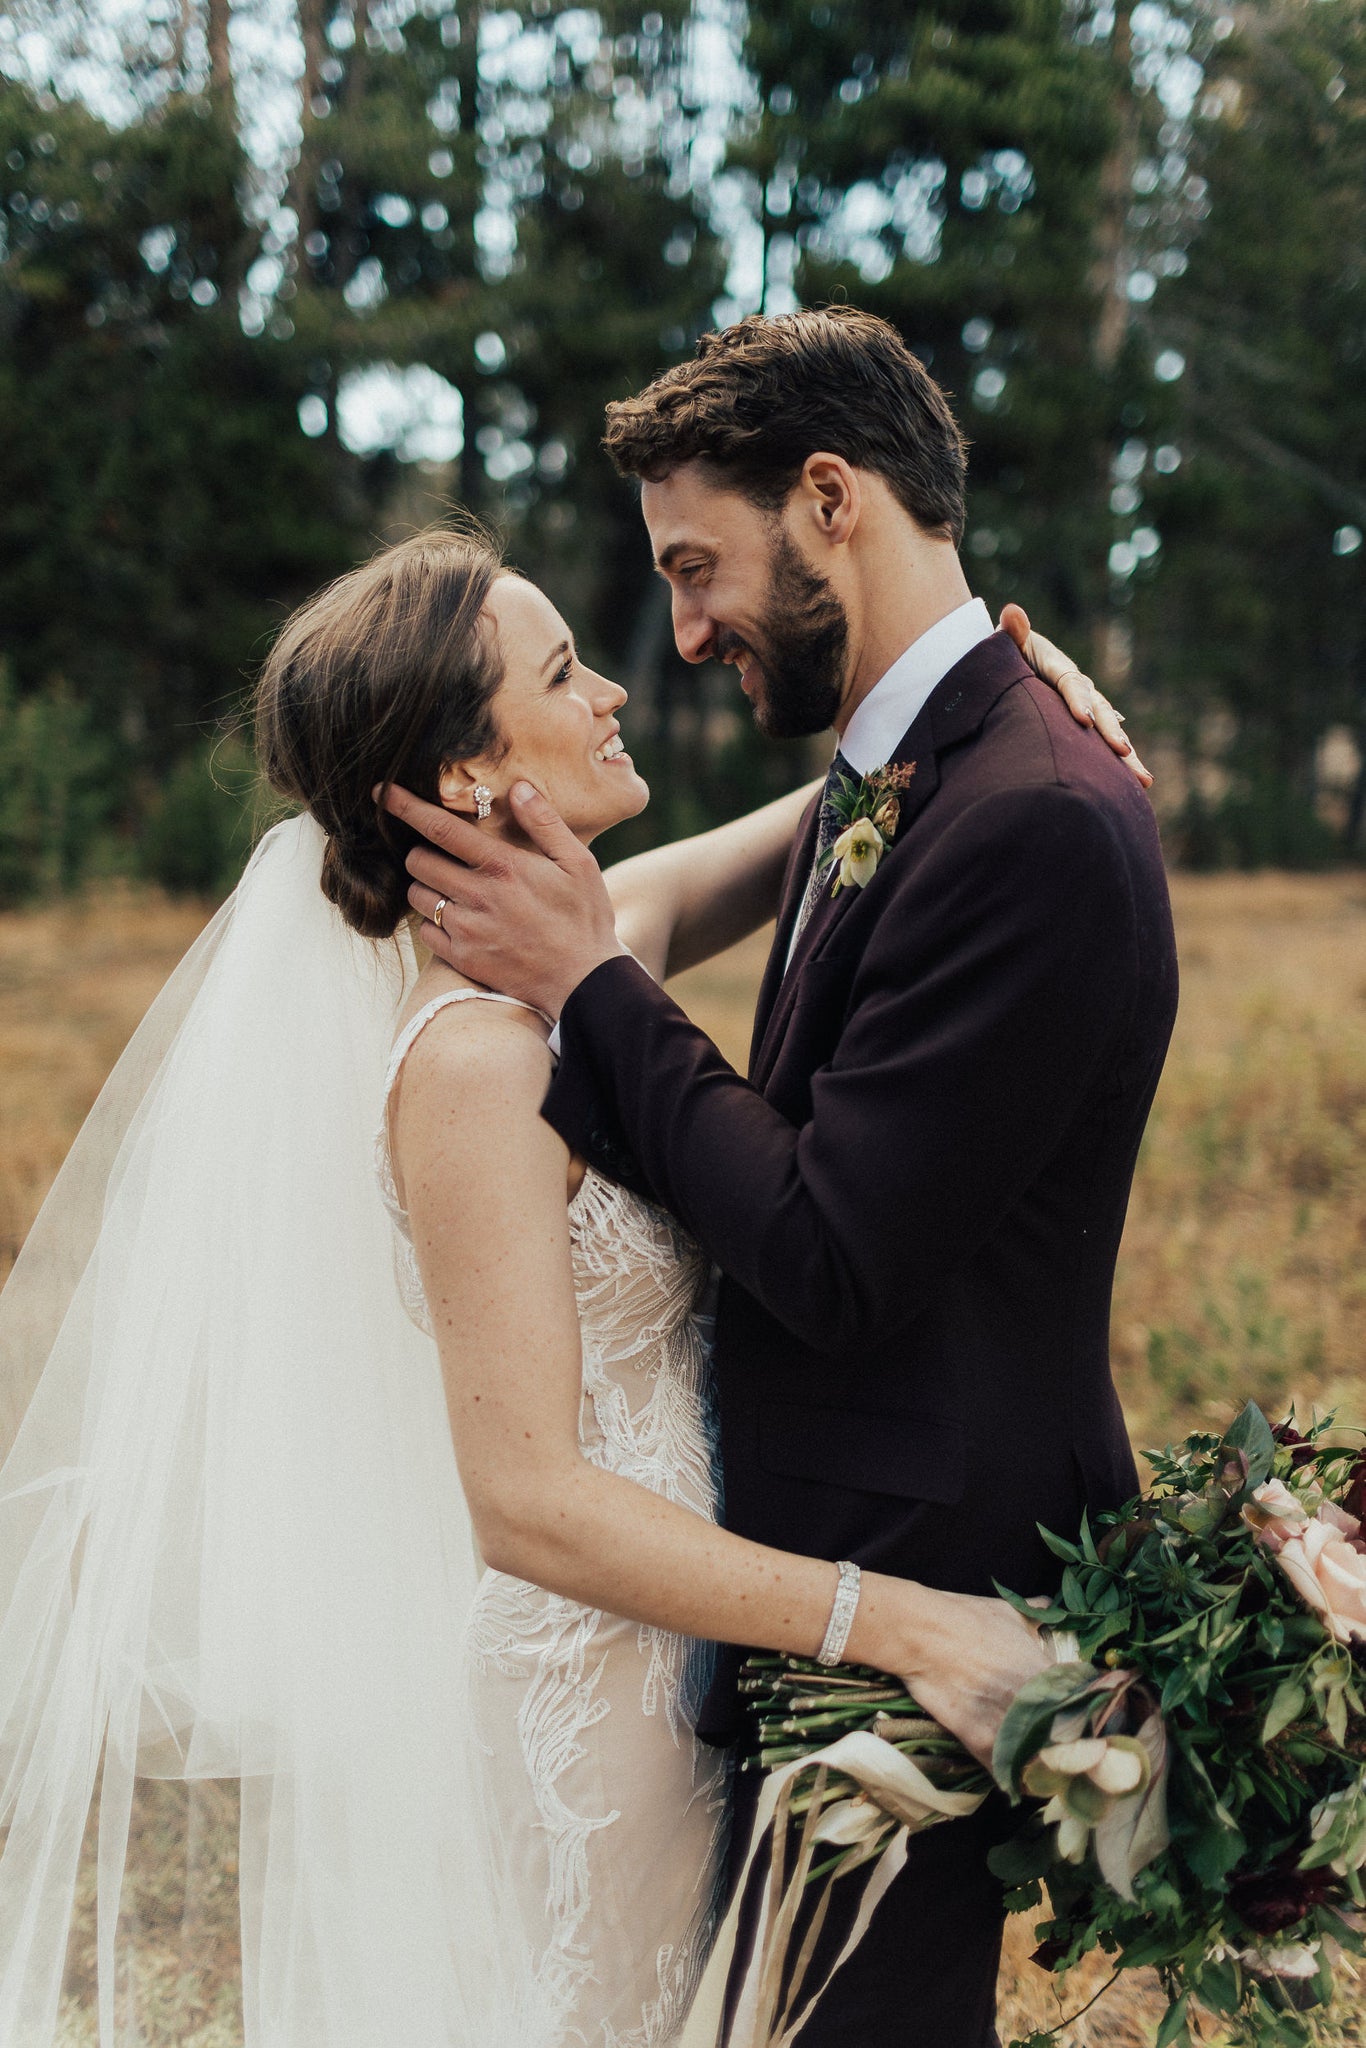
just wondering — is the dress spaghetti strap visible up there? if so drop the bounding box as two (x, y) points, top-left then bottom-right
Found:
(376, 989), (553, 1230)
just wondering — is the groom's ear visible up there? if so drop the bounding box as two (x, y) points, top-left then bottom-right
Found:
(796, 453), (860, 547)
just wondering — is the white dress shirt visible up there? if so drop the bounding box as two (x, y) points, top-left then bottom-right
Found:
(779, 597), (994, 972)
(838, 596), (994, 777)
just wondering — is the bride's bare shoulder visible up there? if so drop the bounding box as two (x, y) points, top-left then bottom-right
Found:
(386, 961), (561, 1214)
(393, 961), (552, 1110)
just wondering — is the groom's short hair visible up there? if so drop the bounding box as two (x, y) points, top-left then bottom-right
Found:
(604, 307), (968, 546)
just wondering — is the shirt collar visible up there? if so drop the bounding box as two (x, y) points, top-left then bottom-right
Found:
(838, 597), (994, 776)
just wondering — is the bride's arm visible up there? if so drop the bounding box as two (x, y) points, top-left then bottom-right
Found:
(396, 1006), (1047, 1765)
(604, 778), (821, 982)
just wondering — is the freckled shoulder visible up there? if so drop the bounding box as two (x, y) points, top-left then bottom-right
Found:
(386, 992), (564, 1218)
(394, 993), (554, 1116)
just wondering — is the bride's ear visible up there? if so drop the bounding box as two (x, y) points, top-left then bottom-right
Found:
(437, 762), (491, 817)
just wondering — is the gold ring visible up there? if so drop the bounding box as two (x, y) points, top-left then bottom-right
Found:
(433, 897), (448, 931)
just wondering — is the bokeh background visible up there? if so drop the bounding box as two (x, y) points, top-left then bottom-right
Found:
(1, 0), (1365, 2039)
(1, 0), (1364, 886)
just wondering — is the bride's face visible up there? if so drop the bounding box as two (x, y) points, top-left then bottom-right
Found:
(441, 575), (649, 843)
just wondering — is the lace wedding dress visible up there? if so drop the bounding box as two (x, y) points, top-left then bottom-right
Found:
(377, 987), (728, 2048)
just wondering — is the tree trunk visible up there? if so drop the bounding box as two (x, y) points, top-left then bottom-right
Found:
(289, 0), (326, 251)
(348, 0), (373, 101)
(206, 0), (235, 124)
(1090, 2), (1137, 378)
(170, 0), (194, 89)
(1088, 2), (1139, 691)
(1343, 662), (1366, 855)
(325, 0), (374, 297)
(453, 0), (488, 518)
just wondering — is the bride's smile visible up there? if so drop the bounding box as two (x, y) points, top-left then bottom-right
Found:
(445, 573), (650, 846)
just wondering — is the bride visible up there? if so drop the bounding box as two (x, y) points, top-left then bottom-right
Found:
(0, 525), (1134, 2047)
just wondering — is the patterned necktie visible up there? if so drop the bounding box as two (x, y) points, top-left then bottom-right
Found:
(785, 751), (854, 970)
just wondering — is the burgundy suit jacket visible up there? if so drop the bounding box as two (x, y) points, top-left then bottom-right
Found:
(542, 631), (1179, 1741)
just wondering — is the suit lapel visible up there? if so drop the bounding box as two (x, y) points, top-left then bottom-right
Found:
(751, 631), (1029, 1093)
(751, 821), (867, 1085)
(748, 786), (821, 1071)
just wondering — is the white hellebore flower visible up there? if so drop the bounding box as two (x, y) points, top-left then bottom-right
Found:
(1239, 1940), (1322, 1983)
(1042, 1799), (1093, 1865)
(1027, 1736), (1148, 1801)
(1023, 1734), (1151, 1866)
(832, 817), (886, 890)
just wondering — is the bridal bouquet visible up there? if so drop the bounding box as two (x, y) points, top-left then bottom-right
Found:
(738, 1404), (1366, 2048)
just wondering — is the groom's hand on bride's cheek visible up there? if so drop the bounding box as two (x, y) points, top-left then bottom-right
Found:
(998, 603), (1153, 788)
(379, 781), (625, 1016)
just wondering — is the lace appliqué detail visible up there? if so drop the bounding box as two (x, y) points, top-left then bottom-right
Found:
(466, 1170), (724, 2042)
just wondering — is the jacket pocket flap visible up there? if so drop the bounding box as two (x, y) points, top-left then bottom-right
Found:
(758, 1400), (965, 1505)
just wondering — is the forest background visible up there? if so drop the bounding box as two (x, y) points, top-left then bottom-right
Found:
(0, 0), (1364, 896)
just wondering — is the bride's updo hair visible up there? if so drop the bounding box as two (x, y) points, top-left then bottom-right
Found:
(255, 527), (508, 938)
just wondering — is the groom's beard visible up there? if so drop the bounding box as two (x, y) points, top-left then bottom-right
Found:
(731, 532), (850, 740)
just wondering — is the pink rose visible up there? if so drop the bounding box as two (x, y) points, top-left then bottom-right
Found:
(1243, 1478), (1312, 1552)
(1243, 1480), (1366, 1641)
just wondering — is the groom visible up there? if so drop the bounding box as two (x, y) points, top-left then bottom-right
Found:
(387, 308), (1179, 2044)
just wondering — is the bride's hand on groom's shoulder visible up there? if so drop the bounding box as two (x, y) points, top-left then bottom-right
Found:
(998, 604), (1153, 789)
(875, 1576), (1055, 1771)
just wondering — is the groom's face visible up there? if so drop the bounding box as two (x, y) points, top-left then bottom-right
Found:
(642, 463), (850, 739)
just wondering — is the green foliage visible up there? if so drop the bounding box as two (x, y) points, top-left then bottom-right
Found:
(746, 1409), (1366, 2048)
(1184, 781), (1340, 873)
(1137, 0), (1366, 862)
(0, 77), (359, 789)
(2, 0), (1363, 901)
(137, 740), (256, 898)
(1145, 1270), (1325, 1421)
(0, 666), (115, 906)
(725, 0), (1129, 639)
(1010, 1407), (1366, 2045)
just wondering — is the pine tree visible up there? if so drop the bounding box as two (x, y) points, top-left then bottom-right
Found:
(275, 0), (736, 839)
(728, 0), (1128, 650)
(1135, 0), (1366, 861)
(0, 76), (354, 788)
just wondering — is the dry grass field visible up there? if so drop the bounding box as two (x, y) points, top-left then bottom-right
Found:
(1, 870), (1364, 2043)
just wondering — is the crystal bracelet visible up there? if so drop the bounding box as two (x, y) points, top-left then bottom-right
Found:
(816, 1558), (862, 1666)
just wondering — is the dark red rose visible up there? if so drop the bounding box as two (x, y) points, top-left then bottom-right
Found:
(1342, 1448), (1366, 1525)
(1271, 1420), (1318, 1471)
(1229, 1862), (1337, 1937)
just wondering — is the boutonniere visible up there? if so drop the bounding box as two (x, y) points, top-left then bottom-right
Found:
(819, 761), (917, 895)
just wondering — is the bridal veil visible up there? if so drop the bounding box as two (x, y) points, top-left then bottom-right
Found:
(0, 815), (546, 2046)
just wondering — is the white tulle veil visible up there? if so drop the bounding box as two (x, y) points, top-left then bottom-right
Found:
(0, 815), (549, 2047)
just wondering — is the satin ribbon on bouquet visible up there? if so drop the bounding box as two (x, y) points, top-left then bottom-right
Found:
(679, 1729), (989, 2048)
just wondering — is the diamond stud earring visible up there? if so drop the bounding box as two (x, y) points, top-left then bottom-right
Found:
(474, 784), (493, 822)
